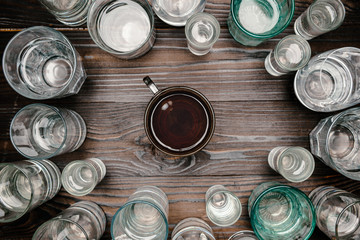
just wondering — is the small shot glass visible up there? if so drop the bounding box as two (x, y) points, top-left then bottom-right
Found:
(264, 35), (311, 76)
(228, 230), (258, 240)
(185, 12), (220, 56)
(32, 201), (106, 240)
(294, 0), (345, 40)
(61, 158), (106, 196)
(268, 146), (315, 183)
(205, 185), (242, 227)
(171, 218), (216, 240)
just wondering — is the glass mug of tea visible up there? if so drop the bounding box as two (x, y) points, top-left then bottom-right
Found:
(143, 76), (215, 157)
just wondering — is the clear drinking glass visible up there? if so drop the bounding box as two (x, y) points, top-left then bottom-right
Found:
(227, 0), (295, 46)
(10, 103), (87, 160)
(151, 0), (206, 26)
(294, 0), (345, 40)
(61, 158), (106, 196)
(228, 231), (258, 240)
(310, 107), (360, 181)
(248, 182), (316, 240)
(38, 0), (93, 26)
(0, 160), (61, 223)
(268, 146), (315, 182)
(87, 0), (155, 59)
(171, 218), (216, 240)
(294, 47), (360, 112)
(2, 26), (86, 100)
(185, 12), (220, 56)
(32, 201), (106, 240)
(205, 185), (242, 227)
(111, 186), (169, 240)
(309, 186), (360, 239)
(264, 35), (311, 76)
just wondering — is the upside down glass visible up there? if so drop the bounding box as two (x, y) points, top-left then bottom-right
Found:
(227, 0), (295, 46)
(2, 26), (86, 100)
(0, 160), (61, 223)
(310, 107), (360, 181)
(294, 47), (360, 112)
(111, 186), (169, 240)
(171, 218), (216, 240)
(10, 103), (87, 160)
(309, 186), (360, 239)
(248, 182), (316, 240)
(32, 201), (106, 240)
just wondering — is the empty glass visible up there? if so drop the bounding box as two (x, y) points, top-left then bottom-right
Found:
(265, 35), (311, 76)
(38, 0), (93, 26)
(248, 182), (316, 240)
(227, 0), (295, 46)
(294, 47), (360, 112)
(268, 146), (315, 182)
(310, 107), (360, 181)
(185, 12), (220, 56)
(10, 103), (87, 160)
(87, 0), (155, 59)
(205, 185), (242, 227)
(0, 160), (61, 223)
(32, 201), (106, 240)
(61, 158), (106, 196)
(111, 186), (169, 240)
(151, 0), (206, 26)
(294, 0), (345, 40)
(2, 26), (86, 100)
(171, 218), (216, 240)
(309, 186), (360, 239)
(228, 231), (258, 240)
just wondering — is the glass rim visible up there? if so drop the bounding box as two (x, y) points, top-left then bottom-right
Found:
(250, 184), (316, 240)
(2, 26), (78, 100)
(228, 230), (257, 240)
(110, 199), (169, 240)
(87, 0), (155, 56)
(10, 103), (68, 160)
(230, 0), (295, 39)
(171, 219), (216, 240)
(335, 200), (360, 239)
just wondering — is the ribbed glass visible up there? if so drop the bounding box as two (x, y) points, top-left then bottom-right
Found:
(171, 218), (215, 240)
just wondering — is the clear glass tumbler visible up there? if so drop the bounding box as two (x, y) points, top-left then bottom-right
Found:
(248, 182), (316, 240)
(0, 160), (61, 223)
(111, 186), (169, 240)
(294, 0), (345, 40)
(32, 201), (106, 240)
(205, 185), (242, 227)
(268, 146), (315, 182)
(227, 0), (295, 46)
(309, 186), (360, 239)
(38, 0), (93, 26)
(87, 0), (155, 59)
(228, 230), (258, 240)
(310, 107), (360, 181)
(264, 35), (311, 76)
(61, 158), (106, 196)
(171, 218), (216, 240)
(10, 103), (87, 160)
(185, 12), (220, 56)
(2, 26), (86, 100)
(294, 47), (360, 112)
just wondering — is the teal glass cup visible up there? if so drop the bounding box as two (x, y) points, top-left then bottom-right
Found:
(248, 182), (316, 240)
(227, 0), (295, 46)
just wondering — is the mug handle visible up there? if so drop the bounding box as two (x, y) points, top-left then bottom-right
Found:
(143, 76), (159, 94)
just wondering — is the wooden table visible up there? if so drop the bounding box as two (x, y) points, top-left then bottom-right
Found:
(1, 0), (360, 239)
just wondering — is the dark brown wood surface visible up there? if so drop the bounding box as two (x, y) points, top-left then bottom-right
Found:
(1, 0), (360, 239)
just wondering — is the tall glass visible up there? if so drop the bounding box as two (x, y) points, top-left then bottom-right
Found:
(227, 0), (295, 46)
(171, 218), (216, 240)
(310, 107), (360, 181)
(309, 186), (360, 239)
(2, 26), (86, 100)
(10, 103), (87, 160)
(87, 0), (155, 59)
(111, 186), (169, 240)
(248, 182), (316, 240)
(0, 160), (61, 223)
(294, 47), (360, 112)
(32, 201), (106, 240)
